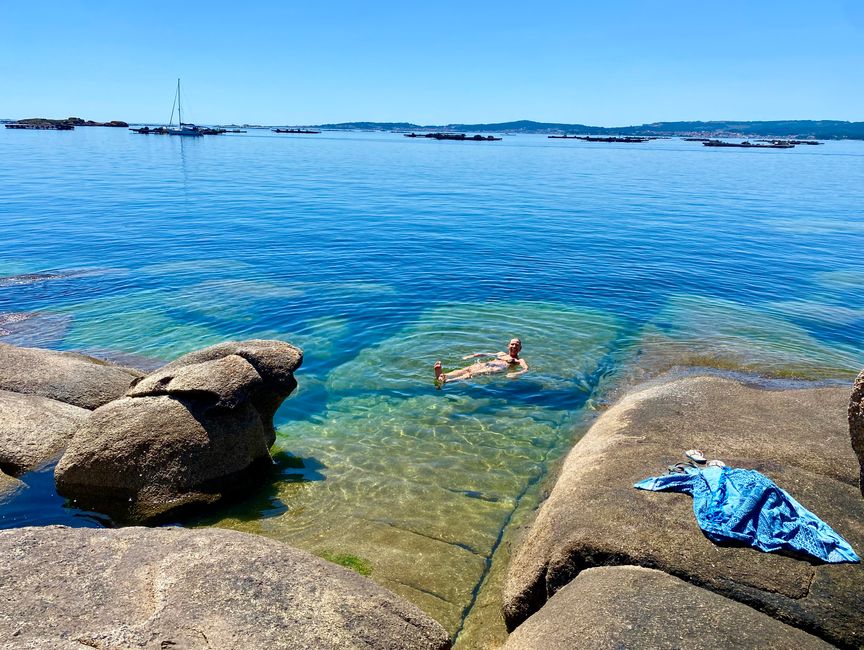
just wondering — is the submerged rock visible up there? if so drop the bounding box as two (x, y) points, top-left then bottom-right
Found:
(0, 343), (142, 410)
(0, 469), (25, 504)
(0, 526), (451, 650)
(503, 375), (864, 648)
(0, 272), (66, 287)
(0, 311), (71, 348)
(55, 339), (302, 522)
(851, 370), (864, 497)
(502, 566), (832, 650)
(0, 390), (88, 475)
(0, 312), (31, 335)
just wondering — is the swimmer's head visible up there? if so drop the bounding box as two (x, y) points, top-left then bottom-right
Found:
(508, 338), (522, 354)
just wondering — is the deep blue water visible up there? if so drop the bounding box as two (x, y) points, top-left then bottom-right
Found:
(1, 127), (862, 632)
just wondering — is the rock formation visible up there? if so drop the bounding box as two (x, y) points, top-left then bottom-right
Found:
(55, 340), (302, 522)
(503, 375), (864, 648)
(129, 339), (301, 446)
(851, 369), (864, 497)
(0, 342), (142, 410)
(0, 390), (88, 475)
(502, 566), (832, 650)
(0, 525), (451, 650)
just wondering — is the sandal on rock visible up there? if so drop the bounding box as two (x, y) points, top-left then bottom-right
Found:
(685, 449), (707, 464)
(668, 461), (699, 474)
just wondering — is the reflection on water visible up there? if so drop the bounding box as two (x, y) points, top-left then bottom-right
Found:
(1, 129), (863, 644)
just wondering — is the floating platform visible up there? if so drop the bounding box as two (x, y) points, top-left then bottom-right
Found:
(548, 135), (650, 143)
(756, 139), (822, 145)
(131, 126), (169, 135)
(404, 132), (502, 141)
(703, 140), (794, 149)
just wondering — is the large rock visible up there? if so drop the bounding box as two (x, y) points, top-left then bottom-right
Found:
(0, 525), (451, 650)
(504, 375), (864, 648)
(137, 339), (303, 446)
(851, 369), (864, 497)
(502, 566), (832, 650)
(55, 340), (302, 522)
(0, 389), (88, 475)
(0, 343), (142, 410)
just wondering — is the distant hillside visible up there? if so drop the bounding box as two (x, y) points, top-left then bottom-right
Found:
(314, 119), (864, 139)
(604, 120), (864, 139)
(317, 121), (426, 131)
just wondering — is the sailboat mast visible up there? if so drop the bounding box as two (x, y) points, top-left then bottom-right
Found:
(177, 78), (182, 126)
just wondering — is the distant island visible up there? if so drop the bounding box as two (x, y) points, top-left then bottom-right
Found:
(3, 117), (128, 129)
(314, 119), (864, 140)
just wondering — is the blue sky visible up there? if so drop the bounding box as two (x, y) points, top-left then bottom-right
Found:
(1, 0), (862, 125)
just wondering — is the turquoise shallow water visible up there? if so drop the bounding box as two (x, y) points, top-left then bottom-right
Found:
(1, 127), (863, 639)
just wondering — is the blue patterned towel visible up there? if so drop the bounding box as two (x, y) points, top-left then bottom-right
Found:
(634, 465), (859, 563)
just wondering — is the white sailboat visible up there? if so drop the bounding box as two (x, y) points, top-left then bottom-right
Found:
(168, 79), (202, 137)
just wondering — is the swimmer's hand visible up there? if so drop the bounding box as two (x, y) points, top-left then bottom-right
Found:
(463, 352), (493, 360)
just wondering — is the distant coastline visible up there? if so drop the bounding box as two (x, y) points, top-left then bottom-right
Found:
(313, 119), (864, 140)
(4, 117), (864, 140)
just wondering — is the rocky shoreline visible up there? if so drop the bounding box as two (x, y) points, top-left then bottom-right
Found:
(502, 372), (864, 649)
(0, 340), (450, 649)
(0, 338), (861, 648)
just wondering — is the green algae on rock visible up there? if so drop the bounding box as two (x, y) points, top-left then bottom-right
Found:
(320, 550), (373, 576)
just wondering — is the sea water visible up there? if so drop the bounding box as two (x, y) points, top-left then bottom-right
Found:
(1, 127), (862, 644)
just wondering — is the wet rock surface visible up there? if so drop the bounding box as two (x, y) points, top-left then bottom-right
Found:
(502, 566), (832, 650)
(850, 369), (864, 496)
(55, 340), (302, 522)
(0, 469), (25, 504)
(0, 525), (451, 650)
(0, 342), (142, 410)
(503, 374), (863, 648)
(0, 389), (88, 475)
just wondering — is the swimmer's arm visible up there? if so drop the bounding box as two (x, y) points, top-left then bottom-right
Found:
(508, 359), (529, 378)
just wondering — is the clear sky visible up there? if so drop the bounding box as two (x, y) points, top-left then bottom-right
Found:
(1, 0), (863, 126)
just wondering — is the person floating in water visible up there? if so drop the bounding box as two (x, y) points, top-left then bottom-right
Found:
(434, 338), (529, 386)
